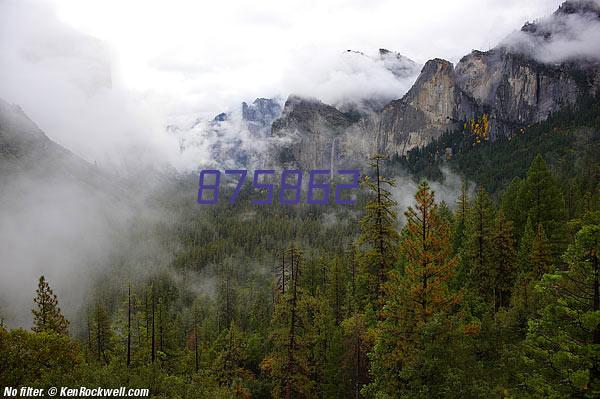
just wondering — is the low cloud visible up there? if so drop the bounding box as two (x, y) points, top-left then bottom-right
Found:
(281, 49), (420, 108)
(501, 1), (600, 63)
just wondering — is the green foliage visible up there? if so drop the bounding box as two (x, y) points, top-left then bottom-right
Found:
(523, 224), (600, 397)
(4, 93), (600, 397)
(357, 155), (400, 309)
(32, 275), (69, 336)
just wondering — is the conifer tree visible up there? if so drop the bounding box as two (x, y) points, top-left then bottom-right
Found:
(90, 302), (112, 364)
(357, 154), (400, 308)
(453, 178), (470, 251)
(529, 224), (553, 277)
(32, 275), (69, 335)
(524, 224), (600, 397)
(489, 210), (516, 310)
(463, 186), (495, 302)
(261, 244), (316, 399)
(368, 181), (459, 396)
(501, 177), (524, 238)
(325, 256), (347, 324)
(516, 217), (535, 274)
(518, 154), (567, 262)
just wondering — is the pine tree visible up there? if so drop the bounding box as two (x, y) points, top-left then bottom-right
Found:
(341, 313), (369, 399)
(518, 154), (567, 263)
(530, 224), (553, 278)
(261, 244), (316, 399)
(368, 181), (460, 396)
(489, 210), (516, 310)
(524, 224), (600, 397)
(463, 186), (495, 302)
(90, 302), (112, 364)
(357, 154), (400, 308)
(501, 177), (524, 239)
(516, 217), (535, 274)
(212, 322), (252, 392)
(32, 275), (69, 335)
(324, 256), (347, 325)
(453, 178), (470, 252)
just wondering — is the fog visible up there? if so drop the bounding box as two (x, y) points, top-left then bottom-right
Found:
(1, 0), (564, 170)
(501, 0), (600, 63)
(0, 0), (182, 170)
(0, 0), (588, 330)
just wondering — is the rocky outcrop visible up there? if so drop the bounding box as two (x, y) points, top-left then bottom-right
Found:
(270, 0), (600, 166)
(377, 59), (479, 154)
(0, 97), (125, 196)
(270, 95), (373, 169)
(455, 49), (587, 137)
(242, 98), (282, 135)
(378, 48), (421, 79)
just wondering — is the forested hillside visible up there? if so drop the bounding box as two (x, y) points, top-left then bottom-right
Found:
(1, 88), (599, 397)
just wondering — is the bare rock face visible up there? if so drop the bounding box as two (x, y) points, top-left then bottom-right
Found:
(456, 49), (586, 137)
(377, 59), (478, 155)
(242, 98), (282, 135)
(270, 95), (372, 169)
(269, 1), (600, 166)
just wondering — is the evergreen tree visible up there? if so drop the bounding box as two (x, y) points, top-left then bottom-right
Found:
(530, 224), (553, 278)
(516, 217), (535, 274)
(463, 186), (495, 302)
(357, 155), (400, 308)
(453, 178), (470, 252)
(324, 256), (347, 325)
(501, 177), (524, 239)
(518, 154), (567, 263)
(261, 244), (316, 399)
(489, 210), (516, 310)
(212, 322), (252, 393)
(32, 275), (69, 335)
(524, 224), (600, 397)
(90, 303), (112, 364)
(368, 181), (460, 396)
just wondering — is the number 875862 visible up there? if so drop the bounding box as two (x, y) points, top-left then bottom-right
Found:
(197, 169), (360, 205)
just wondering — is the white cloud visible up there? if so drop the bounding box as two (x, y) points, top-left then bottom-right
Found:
(501, 3), (600, 63)
(1, 0), (565, 170)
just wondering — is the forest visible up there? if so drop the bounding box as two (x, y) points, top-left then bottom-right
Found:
(1, 95), (600, 399)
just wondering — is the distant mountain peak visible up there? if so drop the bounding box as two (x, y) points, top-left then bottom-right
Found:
(555, 0), (600, 17)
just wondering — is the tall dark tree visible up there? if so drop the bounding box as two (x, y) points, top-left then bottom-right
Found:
(357, 154), (400, 308)
(524, 224), (600, 397)
(463, 186), (495, 302)
(489, 210), (517, 310)
(261, 244), (316, 399)
(369, 181), (460, 396)
(32, 275), (69, 336)
(518, 154), (567, 263)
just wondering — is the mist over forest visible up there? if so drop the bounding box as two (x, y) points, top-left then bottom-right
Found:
(1, 1), (599, 398)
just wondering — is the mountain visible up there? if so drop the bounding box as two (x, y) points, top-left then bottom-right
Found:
(269, 0), (600, 168)
(270, 95), (370, 169)
(242, 98), (283, 135)
(0, 97), (125, 197)
(377, 48), (421, 80)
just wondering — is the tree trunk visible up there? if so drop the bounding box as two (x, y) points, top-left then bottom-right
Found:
(127, 284), (131, 367)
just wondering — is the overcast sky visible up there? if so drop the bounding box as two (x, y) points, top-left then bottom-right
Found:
(52, 0), (562, 109)
(0, 0), (565, 166)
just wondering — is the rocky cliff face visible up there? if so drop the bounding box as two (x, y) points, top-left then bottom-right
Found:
(269, 0), (600, 166)
(270, 95), (369, 169)
(454, 49), (587, 137)
(377, 58), (479, 154)
(0, 97), (125, 196)
(242, 98), (282, 135)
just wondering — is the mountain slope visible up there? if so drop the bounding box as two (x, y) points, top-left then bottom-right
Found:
(0, 97), (126, 198)
(269, 0), (600, 167)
